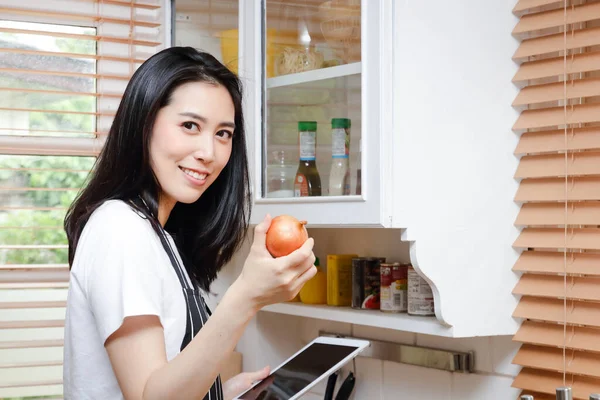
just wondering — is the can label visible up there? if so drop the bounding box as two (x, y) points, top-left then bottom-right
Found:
(408, 267), (434, 316)
(381, 263), (408, 313)
(352, 258), (383, 309)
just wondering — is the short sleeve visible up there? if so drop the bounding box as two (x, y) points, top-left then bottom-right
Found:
(79, 201), (166, 343)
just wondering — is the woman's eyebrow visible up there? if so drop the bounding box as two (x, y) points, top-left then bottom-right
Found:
(178, 112), (235, 129)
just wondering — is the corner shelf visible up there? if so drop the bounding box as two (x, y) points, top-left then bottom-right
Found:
(267, 62), (361, 89)
(260, 302), (455, 337)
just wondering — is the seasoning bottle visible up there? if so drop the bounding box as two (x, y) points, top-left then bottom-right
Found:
(520, 395), (534, 400)
(294, 121), (321, 197)
(328, 118), (351, 196)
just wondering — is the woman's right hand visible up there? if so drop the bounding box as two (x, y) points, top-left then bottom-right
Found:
(236, 214), (317, 310)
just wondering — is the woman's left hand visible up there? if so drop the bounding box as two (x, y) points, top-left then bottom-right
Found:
(223, 365), (270, 400)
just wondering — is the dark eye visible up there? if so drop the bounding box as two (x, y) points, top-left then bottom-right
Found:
(217, 130), (233, 139)
(182, 121), (199, 131)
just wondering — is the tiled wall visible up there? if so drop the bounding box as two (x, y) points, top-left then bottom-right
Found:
(278, 316), (521, 400)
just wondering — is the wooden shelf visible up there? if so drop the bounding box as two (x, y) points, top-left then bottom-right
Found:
(267, 62), (361, 89)
(261, 302), (456, 337)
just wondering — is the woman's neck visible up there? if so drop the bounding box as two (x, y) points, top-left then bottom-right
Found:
(158, 195), (176, 227)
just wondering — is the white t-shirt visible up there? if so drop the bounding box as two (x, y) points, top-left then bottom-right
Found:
(63, 200), (193, 399)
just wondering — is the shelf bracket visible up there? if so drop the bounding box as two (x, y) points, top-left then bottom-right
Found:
(319, 331), (474, 374)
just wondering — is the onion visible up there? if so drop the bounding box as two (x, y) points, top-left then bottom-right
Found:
(266, 215), (309, 258)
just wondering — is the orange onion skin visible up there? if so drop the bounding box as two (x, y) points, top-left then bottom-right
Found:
(266, 215), (308, 258)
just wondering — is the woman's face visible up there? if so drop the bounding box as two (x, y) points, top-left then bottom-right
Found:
(149, 81), (235, 208)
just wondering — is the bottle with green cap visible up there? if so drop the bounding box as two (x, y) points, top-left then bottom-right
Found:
(329, 118), (351, 196)
(294, 121), (321, 197)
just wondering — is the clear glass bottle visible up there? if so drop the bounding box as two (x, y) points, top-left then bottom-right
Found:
(294, 121), (321, 197)
(266, 150), (295, 198)
(329, 118), (351, 196)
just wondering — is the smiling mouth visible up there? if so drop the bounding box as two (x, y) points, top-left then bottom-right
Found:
(180, 166), (208, 181)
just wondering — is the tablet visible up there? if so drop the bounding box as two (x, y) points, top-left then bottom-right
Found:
(234, 336), (370, 400)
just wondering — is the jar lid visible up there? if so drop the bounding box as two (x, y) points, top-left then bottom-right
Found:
(331, 118), (351, 128)
(298, 121), (317, 131)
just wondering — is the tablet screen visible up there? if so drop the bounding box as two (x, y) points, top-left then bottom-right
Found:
(238, 342), (358, 400)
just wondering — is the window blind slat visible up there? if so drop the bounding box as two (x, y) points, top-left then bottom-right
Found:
(0, 320), (65, 329)
(0, 107), (114, 117)
(515, 321), (600, 353)
(0, 136), (105, 156)
(513, 297), (600, 328)
(513, 0), (563, 13)
(92, 0), (161, 10)
(0, 44), (146, 63)
(515, 127), (600, 155)
(513, 251), (600, 276)
(513, 2), (600, 35)
(513, 274), (600, 302)
(0, 360), (63, 369)
(0, 269), (69, 284)
(513, 103), (600, 131)
(0, 66), (131, 81)
(0, 339), (63, 350)
(513, 26), (600, 60)
(515, 177), (600, 202)
(0, 27), (161, 47)
(0, 380), (62, 389)
(514, 344), (600, 378)
(515, 203), (600, 226)
(0, 6), (160, 27)
(515, 152), (600, 179)
(513, 77), (600, 107)
(0, 301), (67, 309)
(513, 368), (600, 399)
(513, 51), (600, 83)
(514, 227), (600, 250)
(0, 86), (122, 99)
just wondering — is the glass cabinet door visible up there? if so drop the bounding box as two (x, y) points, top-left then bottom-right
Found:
(173, 0), (239, 71)
(261, 0), (362, 200)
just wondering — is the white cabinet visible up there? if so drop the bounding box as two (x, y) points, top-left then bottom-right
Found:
(240, 0), (395, 228)
(184, 0), (521, 338)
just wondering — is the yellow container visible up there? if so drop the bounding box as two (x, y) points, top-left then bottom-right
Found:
(327, 254), (358, 306)
(300, 257), (327, 305)
(219, 28), (277, 78)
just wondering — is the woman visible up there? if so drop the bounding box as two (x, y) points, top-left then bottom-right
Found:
(63, 46), (316, 400)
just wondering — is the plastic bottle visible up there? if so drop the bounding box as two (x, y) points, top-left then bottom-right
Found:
(328, 118), (351, 196)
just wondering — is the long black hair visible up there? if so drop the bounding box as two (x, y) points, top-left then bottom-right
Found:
(64, 46), (251, 291)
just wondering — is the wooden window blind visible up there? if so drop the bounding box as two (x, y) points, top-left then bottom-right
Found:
(0, 0), (165, 397)
(511, 0), (600, 399)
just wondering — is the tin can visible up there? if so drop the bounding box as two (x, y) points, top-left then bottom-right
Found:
(351, 257), (385, 309)
(380, 263), (408, 313)
(407, 265), (434, 316)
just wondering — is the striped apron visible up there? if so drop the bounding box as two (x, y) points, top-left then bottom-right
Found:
(156, 227), (224, 400)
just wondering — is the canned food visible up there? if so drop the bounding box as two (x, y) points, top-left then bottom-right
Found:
(380, 263), (408, 313)
(351, 257), (385, 309)
(407, 265), (434, 316)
